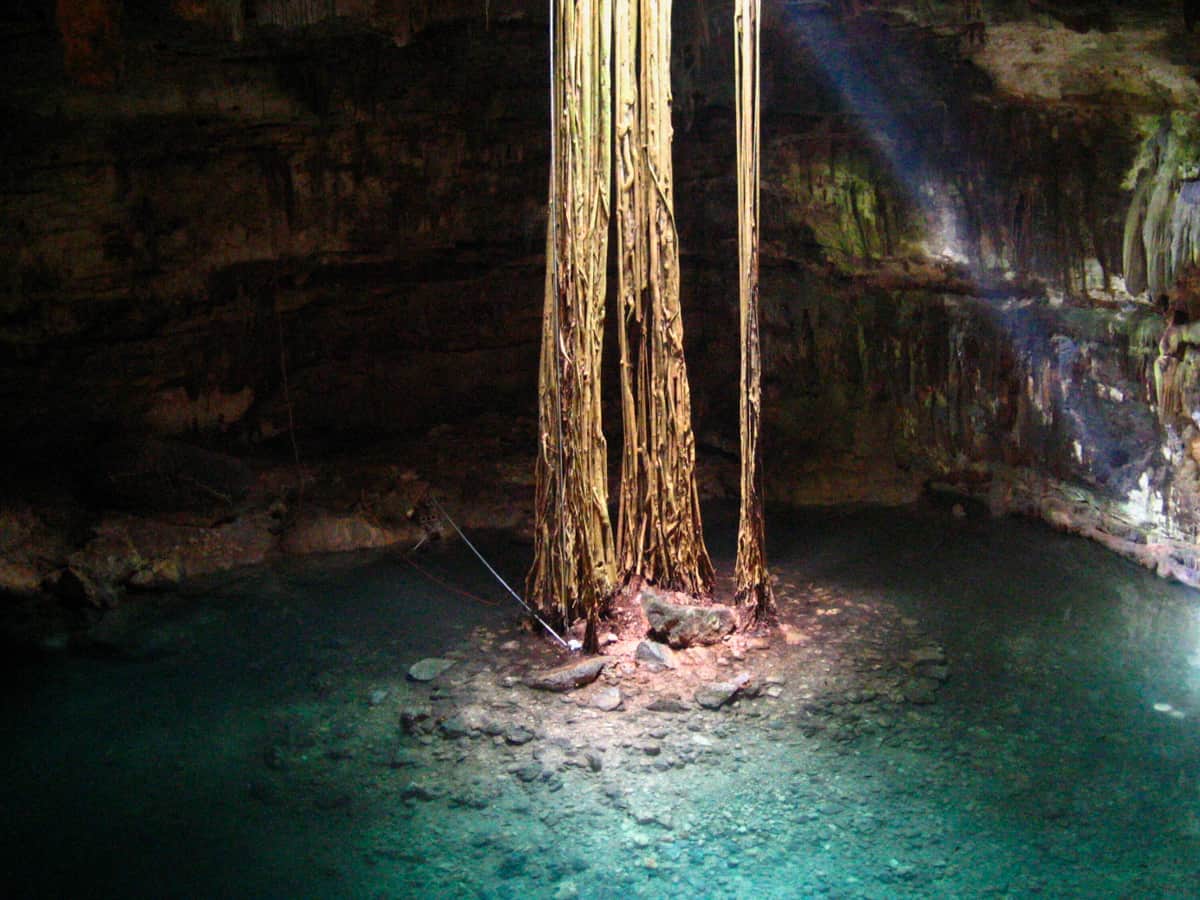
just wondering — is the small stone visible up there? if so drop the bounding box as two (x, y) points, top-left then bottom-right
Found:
(400, 707), (433, 734)
(591, 686), (623, 711)
(439, 715), (473, 739)
(638, 740), (662, 756)
(408, 658), (456, 682)
(515, 762), (542, 783)
(636, 640), (678, 671)
(585, 750), (603, 772)
(646, 696), (691, 713)
(388, 747), (418, 769)
(903, 677), (941, 705)
(368, 688), (390, 706)
(924, 665), (950, 682)
(910, 645), (946, 666)
(400, 782), (436, 802)
(695, 681), (741, 710)
(504, 724), (535, 745)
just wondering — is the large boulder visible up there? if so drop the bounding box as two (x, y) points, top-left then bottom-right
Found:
(641, 591), (735, 648)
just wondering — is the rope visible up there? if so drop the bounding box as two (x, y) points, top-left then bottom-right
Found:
(426, 494), (572, 650)
(400, 551), (500, 607)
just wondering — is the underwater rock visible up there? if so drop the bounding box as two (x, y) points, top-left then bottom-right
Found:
(695, 672), (755, 709)
(399, 781), (437, 802)
(641, 592), (735, 648)
(909, 645), (946, 666)
(400, 706), (433, 734)
(646, 696), (691, 713)
(635, 639), (678, 671)
(514, 762), (542, 782)
(504, 724), (535, 745)
(388, 747), (419, 768)
(439, 715), (474, 739)
(591, 687), (623, 711)
(407, 658), (456, 682)
(524, 656), (609, 692)
(902, 677), (942, 705)
(694, 681), (741, 710)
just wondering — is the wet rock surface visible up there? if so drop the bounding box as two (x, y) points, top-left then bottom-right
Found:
(525, 657), (609, 692)
(642, 590), (737, 648)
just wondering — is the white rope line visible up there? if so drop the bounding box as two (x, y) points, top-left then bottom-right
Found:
(426, 494), (572, 650)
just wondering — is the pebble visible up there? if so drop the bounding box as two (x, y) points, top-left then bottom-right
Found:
(408, 658), (456, 682)
(591, 686), (623, 711)
(504, 724), (536, 745)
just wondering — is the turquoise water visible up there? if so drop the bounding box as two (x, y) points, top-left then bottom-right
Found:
(2, 507), (1198, 898)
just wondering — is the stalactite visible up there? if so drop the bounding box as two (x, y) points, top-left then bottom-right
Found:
(1122, 114), (1200, 299)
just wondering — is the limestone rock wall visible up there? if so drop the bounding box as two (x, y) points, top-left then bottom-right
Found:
(1, 14), (549, 465)
(4, 0), (1200, 594)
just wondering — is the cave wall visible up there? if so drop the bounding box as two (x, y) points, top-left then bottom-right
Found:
(6, 0), (1200, 591)
(2, 8), (550, 465)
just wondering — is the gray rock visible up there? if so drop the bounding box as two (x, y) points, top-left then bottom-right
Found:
(903, 677), (942, 705)
(388, 747), (419, 769)
(400, 782), (437, 802)
(924, 664), (951, 682)
(439, 715), (474, 739)
(646, 696), (691, 713)
(407, 658), (456, 682)
(515, 762), (542, 783)
(400, 707), (433, 734)
(636, 640), (678, 671)
(641, 591), (736, 648)
(910, 645), (946, 666)
(504, 724), (535, 745)
(695, 680), (742, 710)
(591, 686), (623, 711)
(368, 688), (390, 706)
(585, 749), (603, 772)
(524, 657), (609, 692)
